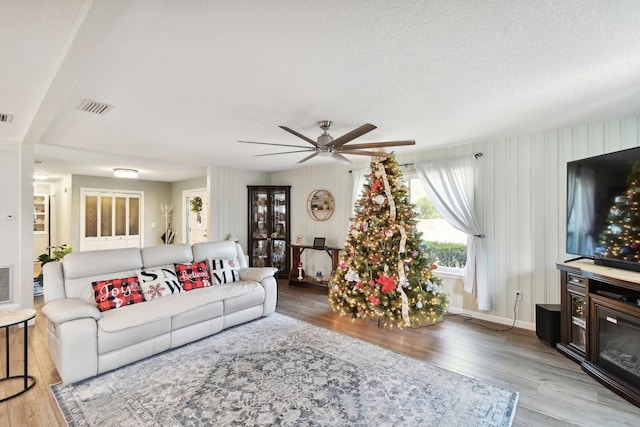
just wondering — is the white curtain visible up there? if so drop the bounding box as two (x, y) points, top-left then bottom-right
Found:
(415, 156), (490, 310)
(350, 168), (369, 216)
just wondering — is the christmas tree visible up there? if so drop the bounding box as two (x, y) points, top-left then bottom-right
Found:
(328, 153), (448, 328)
(596, 161), (640, 261)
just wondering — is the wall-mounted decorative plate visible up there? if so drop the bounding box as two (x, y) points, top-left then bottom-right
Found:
(307, 189), (334, 221)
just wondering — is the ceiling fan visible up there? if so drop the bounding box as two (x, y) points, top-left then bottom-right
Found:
(239, 120), (415, 164)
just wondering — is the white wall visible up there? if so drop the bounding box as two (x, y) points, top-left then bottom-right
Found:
(50, 175), (72, 248)
(208, 166), (270, 245)
(5, 116), (639, 320)
(265, 116), (640, 326)
(170, 176), (207, 244)
(0, 141), (34, 309)
(69, 175), (172, 249)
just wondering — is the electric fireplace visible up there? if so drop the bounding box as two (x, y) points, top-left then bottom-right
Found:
(586, 297), (640, 405)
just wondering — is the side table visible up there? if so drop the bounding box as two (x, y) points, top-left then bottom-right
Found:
(0, 308), (36, 402)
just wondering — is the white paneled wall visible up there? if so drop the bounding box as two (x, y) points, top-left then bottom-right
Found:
(210, 116), (640, 326)
(208, 166), (270, 244)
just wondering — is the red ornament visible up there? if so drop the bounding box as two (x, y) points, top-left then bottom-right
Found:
(370, 254), (379, 264)
(371, 180), (382, 192)
(356, 281), (363, 289)
(376, 274), (397, 294)
(368, 295), (380, 305)
(431, 264), (438, 270)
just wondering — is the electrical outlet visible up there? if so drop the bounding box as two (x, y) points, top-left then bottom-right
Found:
(514, 290), (522, 301)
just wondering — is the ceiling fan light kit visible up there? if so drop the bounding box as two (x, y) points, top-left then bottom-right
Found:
(239, 120), (415, 164)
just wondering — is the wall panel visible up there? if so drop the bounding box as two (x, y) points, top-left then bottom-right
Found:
(208, 166), (269, 244)
(216, 115), (640, 327)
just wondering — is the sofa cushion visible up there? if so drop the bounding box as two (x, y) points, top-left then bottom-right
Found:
(192, 241), (249, 269)
(137, 268), (184, 300)
(209, 257), (240, 284)
(223, 282), (266, 314)
(97, 280), (263, 333)
(175, 261), (212, 290)
(62, 248), (143, 300)
(140, 243), (193, 267)
(98, 315), (171, 355)
(92, 276), (145, 312)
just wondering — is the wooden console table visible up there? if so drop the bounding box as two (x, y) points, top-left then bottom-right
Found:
(289, 245), (340, 287)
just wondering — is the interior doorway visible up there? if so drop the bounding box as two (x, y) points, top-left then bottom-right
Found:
(182, 188), (208, 245)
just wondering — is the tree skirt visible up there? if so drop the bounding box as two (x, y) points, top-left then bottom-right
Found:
(51, 314), (518, 426)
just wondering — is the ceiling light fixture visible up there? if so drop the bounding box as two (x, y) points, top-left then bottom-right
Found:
(113, 168), (138, 179)
(33, 173), (49, 180)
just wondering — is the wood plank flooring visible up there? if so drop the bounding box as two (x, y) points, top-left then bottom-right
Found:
(1, 281), (639, 426)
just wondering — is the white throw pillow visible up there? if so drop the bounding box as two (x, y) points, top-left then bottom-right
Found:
(136, 268), (183, 301)
(208, 257), (240, 284)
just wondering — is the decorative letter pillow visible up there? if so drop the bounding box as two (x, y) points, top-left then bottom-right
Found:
(209, 257), (240, 284)
(136, 268), (183, 301)
(92, 276), (144, 312)
(174, 261), (212, 291)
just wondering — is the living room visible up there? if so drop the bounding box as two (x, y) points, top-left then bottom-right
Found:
(2, 1), (640, 425)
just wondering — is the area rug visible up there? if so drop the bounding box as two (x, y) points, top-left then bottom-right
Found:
(51, 314), (518, 426)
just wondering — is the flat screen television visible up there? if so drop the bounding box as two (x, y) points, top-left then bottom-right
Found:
(566, 146), (640, 272)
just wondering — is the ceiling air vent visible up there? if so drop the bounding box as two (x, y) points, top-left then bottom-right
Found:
(0, 113), (13, 123)
(78, 99), (113, 115)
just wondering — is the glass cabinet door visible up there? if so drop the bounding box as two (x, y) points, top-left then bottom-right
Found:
(570, 292), (586, 352)
(252, 240), (267, 267)
(271, 190), (287, 238)
(247, 186), (290, 278)
(251, 191), (268, 239)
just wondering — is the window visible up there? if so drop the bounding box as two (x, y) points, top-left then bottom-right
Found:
(407, 175), (467, 269)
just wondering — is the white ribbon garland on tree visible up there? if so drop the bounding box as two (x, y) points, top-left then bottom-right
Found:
(376, 160), (410, 325)
(378, 162), (396, 221)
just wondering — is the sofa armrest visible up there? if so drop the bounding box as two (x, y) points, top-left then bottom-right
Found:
(239, 267), (277, 283)
(42, 298), (102, 324)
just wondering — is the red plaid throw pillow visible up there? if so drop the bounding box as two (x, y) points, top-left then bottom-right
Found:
(175, 261), (212, 291)
(92, 276), (145, 312)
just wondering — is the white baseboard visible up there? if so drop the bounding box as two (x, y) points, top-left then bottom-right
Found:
(447, 306), (536, 331)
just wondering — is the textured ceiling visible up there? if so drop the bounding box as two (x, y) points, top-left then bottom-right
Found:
(3, 0), (640, 182)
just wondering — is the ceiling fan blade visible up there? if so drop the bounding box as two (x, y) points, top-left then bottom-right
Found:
(331, 152), (351, 164)
(338, 149), (394, 158)
(279, 126), (318, 147)
(239, 140), (311, 149)
(297, 152), (319, 164)
(328, 123), (377, 149)
(342, 140), (415, 149)
(253, 149), (314, 157)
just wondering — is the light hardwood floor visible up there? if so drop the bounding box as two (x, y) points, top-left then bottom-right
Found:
(2, 281), (639, 426)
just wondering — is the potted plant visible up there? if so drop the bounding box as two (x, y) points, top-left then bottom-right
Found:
(35, 244), (72, 296)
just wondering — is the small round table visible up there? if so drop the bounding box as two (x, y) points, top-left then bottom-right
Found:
(0, 308), (36, 402)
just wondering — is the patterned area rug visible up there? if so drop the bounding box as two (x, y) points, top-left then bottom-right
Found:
(51, 314), (518, 426)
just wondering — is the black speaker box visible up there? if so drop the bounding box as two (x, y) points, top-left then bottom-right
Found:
(536, 304), (561, 347)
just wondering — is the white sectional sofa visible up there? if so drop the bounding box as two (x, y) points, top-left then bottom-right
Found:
(41, 240), (277, 384)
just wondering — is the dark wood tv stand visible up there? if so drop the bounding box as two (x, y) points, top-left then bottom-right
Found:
(556, 260), (640, 407)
